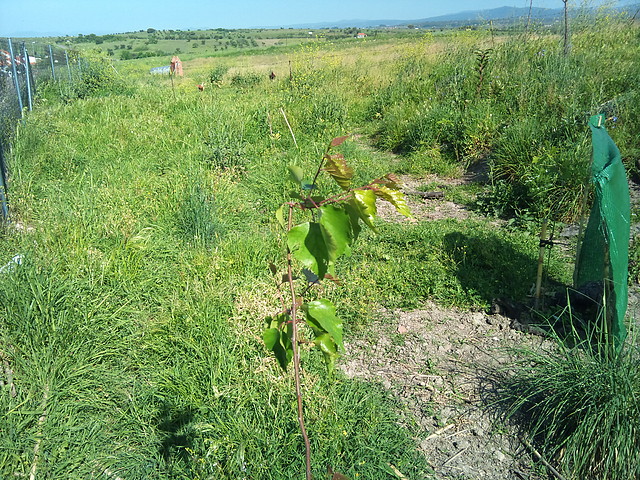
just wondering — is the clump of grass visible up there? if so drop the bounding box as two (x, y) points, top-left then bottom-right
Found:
(494, 323), (640, 480)
(175, 181), (224, 247)
(230, 71), (263, 89)
(71, 54), (131, 99)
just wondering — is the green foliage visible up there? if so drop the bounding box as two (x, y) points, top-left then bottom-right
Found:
(230, 72), (263, 89)
(629, 233), (640, 285)
(204, 127), (248, 171)
(368, 17), (640, 221)
(71, 55), (130, 99)
(337, 219), (570, 316)
(265, 136), (411, 373)
(494, 326), (640, 480)
(175, 180), (224, 247)
(208, 65), (229, 84)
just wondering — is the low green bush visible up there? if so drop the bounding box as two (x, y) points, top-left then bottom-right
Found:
(230, 71), (263, 89)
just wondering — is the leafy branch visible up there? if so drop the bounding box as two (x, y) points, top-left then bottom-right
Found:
(263, 135), (411, 479)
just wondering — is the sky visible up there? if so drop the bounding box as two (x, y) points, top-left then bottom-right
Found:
(0, 0), (626, 37)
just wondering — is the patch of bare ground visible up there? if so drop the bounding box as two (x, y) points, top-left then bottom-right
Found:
(376, 172), (482, 224)
(346, 139), (551, 478)
(340, 303), (549, 480)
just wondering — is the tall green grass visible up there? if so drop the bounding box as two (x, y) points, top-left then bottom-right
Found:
(367, 15), (640, 221)
(493, 322), (640, 480)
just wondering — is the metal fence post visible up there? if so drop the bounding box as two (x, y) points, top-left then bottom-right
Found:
(21, 43), (33, 111)
(7, 38), (24, 116)
(48, 44), (56, 81)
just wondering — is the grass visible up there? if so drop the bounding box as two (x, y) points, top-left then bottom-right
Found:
(492, 321), (640, 480)
(337, 219), (570, 318)
(1, 14), (639, 479)
(1, 43), (437, 478)
(367, 13), (640, 221)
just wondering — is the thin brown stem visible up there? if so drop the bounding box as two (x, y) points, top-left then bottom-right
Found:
(287, 204), (313, 480)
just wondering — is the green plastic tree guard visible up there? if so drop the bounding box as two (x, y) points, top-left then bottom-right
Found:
(574, 114), (629, 348)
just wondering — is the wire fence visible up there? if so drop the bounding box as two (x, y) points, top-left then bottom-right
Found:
(0, 38), (78, 222)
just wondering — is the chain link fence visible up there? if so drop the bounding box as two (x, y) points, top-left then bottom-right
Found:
(0, 38), (78, 222)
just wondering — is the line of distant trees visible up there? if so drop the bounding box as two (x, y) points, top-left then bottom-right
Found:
(57, 26), (387, 47)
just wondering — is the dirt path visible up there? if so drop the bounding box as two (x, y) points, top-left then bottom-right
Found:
(340, 142), (550, 479)
(341, 303), (547, 480)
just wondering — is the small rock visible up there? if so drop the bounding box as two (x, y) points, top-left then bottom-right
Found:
(470, 312), (485, 326)
(440, 407), (456, 423)
(453, 440), (471, 450)
(494, 450), (507, 462)
(397, 325), (408, 334)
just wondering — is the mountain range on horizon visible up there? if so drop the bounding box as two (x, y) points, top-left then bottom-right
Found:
(279, 3), (640, 29)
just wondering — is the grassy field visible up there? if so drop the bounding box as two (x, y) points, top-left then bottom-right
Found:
(1, 12), (639, 479)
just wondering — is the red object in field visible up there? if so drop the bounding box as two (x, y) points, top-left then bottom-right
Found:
(170, 56), (183, 76)
(197, 84), (204, 91)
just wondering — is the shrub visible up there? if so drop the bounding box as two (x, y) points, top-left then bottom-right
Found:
(207, 65), (228, 84)
(72, 56), (130, 98)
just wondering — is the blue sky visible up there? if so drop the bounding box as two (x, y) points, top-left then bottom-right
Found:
(0, 0), (625, 37)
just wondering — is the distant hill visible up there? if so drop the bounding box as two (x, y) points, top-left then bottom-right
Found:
(282, 3), (639, 29)
(417, 6), (560, 23)
(281, 6), (561, 29)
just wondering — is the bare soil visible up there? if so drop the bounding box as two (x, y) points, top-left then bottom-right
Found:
(339, 167), (554, 479)
(341, 303), (549, 480)
(338, 154), (640, 479)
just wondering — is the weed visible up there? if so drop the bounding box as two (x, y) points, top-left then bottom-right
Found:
(230, 71), (263, 89)
(208, 65), (229, 85)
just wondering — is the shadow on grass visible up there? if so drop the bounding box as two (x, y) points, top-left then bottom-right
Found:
(156, 402), (196, 466)
(443, 231), (544, 306)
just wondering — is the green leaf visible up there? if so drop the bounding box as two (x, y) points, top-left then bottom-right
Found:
(287, 222), (329, 278)
(350, 189), (378, 232)
(288, 165), (304, 185)
(344, 203), (362, 243)
(288, 190), (304, 200)
(314, 333), (339, 374)
(324, 153), (354, 191)
(319, 205), (353, 264)
(373, 186), (412, 217)
(302, 268), (320, 285)
(303, 299), (344, 352)
(263, 314), (293, 371)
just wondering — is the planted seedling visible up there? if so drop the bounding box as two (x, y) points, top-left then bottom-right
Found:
(264, 135), (411, 479)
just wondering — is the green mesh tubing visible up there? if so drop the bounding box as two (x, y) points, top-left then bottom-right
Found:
(574, 114), (629, 348)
